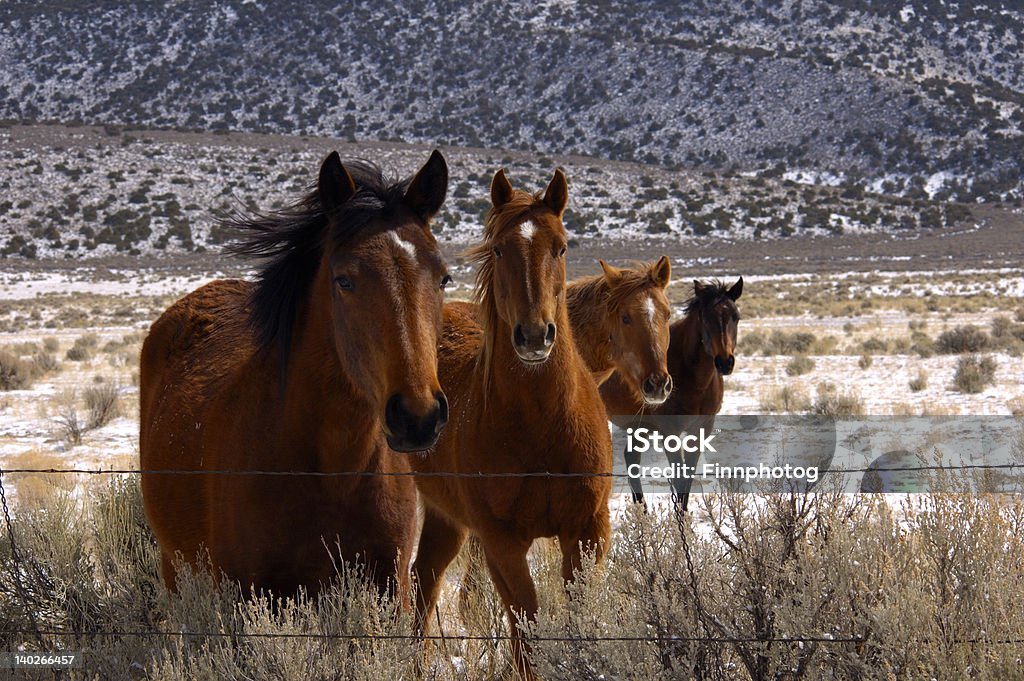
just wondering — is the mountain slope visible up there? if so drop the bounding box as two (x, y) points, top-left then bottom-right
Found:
(1, 0), (1022, 203)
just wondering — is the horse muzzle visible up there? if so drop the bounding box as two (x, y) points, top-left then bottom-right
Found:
(714, 355), (735, 376)
(384, 391), (449, 452)
(512, 321), (556, 365)
(641, 372), (673, 405)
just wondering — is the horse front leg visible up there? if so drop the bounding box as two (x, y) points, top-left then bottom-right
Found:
(480, 535), (538, 681)
(412, 505), (467, 637)
(559, 509), (611, 587)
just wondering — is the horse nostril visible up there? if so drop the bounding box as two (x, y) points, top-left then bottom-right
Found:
(545, 322), (556, 346)
(434, 391), (449, 432)
(642, 376), (656, 395)
(384, 393), (403, 432)
(664, 375), (673, 395)
(513, 324), (527, 348)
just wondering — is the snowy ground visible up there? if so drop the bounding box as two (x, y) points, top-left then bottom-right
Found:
(0, 266), (1022, 509)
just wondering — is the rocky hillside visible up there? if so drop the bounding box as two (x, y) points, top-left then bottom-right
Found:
(1, 0), (1022, 203)
(0, 124), (981, 261)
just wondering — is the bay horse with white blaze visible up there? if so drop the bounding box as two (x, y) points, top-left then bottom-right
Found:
(411, 168), (612, 680)
(140, 150), (450, 600)
(602, 277), (743, 509)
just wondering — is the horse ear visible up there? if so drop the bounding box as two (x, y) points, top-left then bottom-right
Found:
(404, 149), (449, 221)
(491, 169), (514, 208)
(318, 151), (357, 214)
(599, 259), (623, 285)
(542, 168), (568, 217)
(650, 255), (671, 289)
(693, 279), (705, 296)
(727, 276), (744, 301)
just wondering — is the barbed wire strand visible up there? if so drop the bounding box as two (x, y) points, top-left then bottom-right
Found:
(0, 462), (1021, 478)
(5, 627), (1024, 645)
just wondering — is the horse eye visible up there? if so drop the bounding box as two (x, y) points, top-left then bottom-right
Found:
(558, 246), (567, 257)
(440, 274), (452, 291)
(335, 276), (353, 291)
(622, 313), (631, 325)
(493, 247), (503, 259)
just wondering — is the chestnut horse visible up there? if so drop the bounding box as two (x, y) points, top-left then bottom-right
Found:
(567, 257), (673, 402)
(411, 169), (612, 679)
(140, 150), (451, 600)
(455, 256), (675, 622)
(602, 277), (743, 509)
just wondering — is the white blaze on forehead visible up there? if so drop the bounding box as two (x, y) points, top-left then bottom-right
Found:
(519, 220), (537, 303)
(645, 295), (657, 325)
(388, 232), (417, 260)
(519, 220), (537, 243)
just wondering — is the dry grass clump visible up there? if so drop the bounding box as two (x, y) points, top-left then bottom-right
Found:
(42, 336), (60, 353)
(1009, 396), (1024, 417)
(909, 369), (929, 392)
(910, 330), (936, 357)
(811, 382), (865, 417)
(530, 492), (1024, 680)
(0, 349), (34, 390)
(744, 330), (818, 356)
(936, 325), (989, 354)
(4, 480), (1024, 679)
(952, 354), (997, 394)
(857, 353), (873, 369)
(0, 480), (430, 680)
(65, 332), (99, 361)
(759, 385), (811, 413)
(785, 354), (815, 377)
(85, 382), (122, 429)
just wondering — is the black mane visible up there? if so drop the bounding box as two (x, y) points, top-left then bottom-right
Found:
(683, 279), (733, 315)
(224, 160), (412, 358)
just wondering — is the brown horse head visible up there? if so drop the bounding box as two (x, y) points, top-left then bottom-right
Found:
(597, 257), (673, 404)
(688, 277), (743, 375)
(469, 168), (569, 364)
(233, 150), (451, 452)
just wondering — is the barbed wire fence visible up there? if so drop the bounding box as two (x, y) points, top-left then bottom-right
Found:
(1, 461), (1023, 655)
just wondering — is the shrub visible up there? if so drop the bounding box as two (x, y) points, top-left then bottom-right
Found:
(0, 350), (34, 390)
(764, 330), (817, 355)
(936, 325), (989, 354)
(786, 354), (815, 377)
(759, 385), (811, 413)
(31, 351), (60, 375)
(952, 354), (996, 394)
(909, 369), (928, 392)
(54, 405), (83, 446)
(858, 354), (873, 369)
(860, 337), (888, 354)
(811, 383), (865, 417)
(66, 333), (99, 361)
(85, 383), (122, 429)
(42, 336), (60, 353)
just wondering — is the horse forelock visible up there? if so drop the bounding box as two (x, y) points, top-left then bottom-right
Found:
(684, 279), (735, 317)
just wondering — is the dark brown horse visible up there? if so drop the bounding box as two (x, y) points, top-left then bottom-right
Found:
(140, 150), (450, 600)
(601, 277), (743, 508)
(411, 168), (612, 679)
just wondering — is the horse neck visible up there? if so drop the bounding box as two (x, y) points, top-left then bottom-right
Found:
(566, 279), (614, 378)
(282, 267), (379, 473)
(675, 310), (717, 390)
